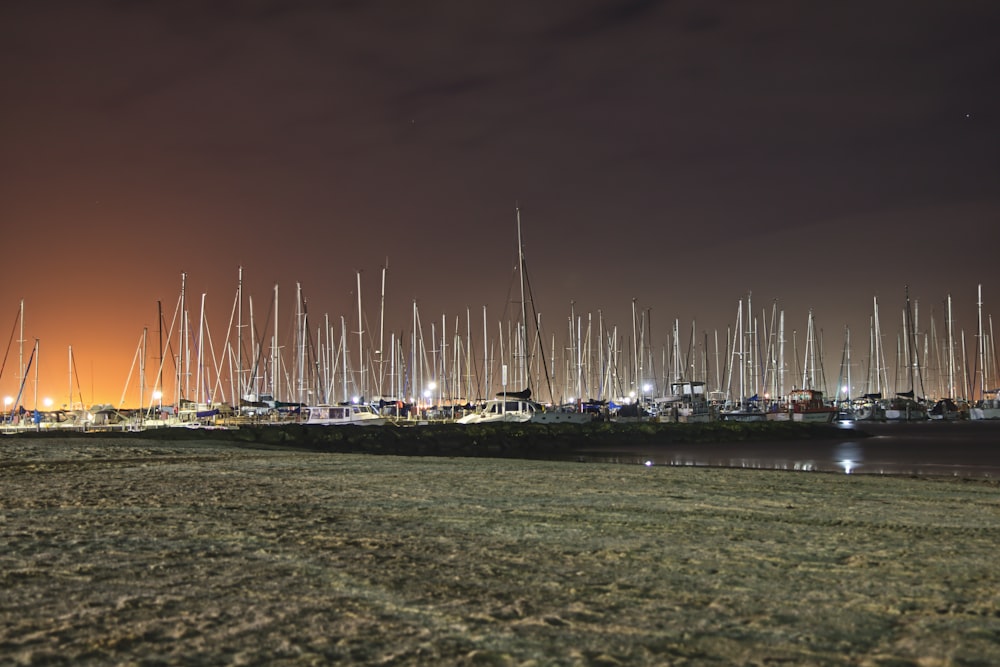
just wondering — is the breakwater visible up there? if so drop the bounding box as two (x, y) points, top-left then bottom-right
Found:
(13, 421), (862, 459)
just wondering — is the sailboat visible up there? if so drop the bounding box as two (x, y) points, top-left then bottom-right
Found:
(457, 208), (592, 426)
(766, 310), (837, 423)
(456, 388), (538, 424)
(883, 287), (928, 421)
(970, 284), (1000, 420)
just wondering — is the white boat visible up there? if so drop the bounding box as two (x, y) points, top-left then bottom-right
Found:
(970, 392), (1000, 420)
(654, 381), (713, 423)
(456, 392), (537, 424)
(302, 404), (386, 426)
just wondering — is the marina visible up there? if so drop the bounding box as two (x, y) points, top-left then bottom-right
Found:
(4, 214), (1000, 434)
(4, 274), (1000, 433)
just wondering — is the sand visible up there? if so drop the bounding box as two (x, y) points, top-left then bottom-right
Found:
(2, 435), (999, 666)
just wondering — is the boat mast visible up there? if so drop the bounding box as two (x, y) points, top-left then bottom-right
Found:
(271, 283), (279, 402)
(465, 307), (472, 401)
(180, 272), (189, 405)
(802, 309), (816, 390)
(18, 299), (24, 407)
(33, 338), (39, 413)
(377, 263), (387, 398)
(482, 305), (488, 399)
(947, 294), (956, 399)
(516, 208), (528, 391)
(356, 271), (364, 401)
(978, 284), (986, 402)
(197, 293), (207, 405)
(777, 309), (785, 399)
(295, 282), (304, 404)
(341, 315), (349, 402)
(237, 266), (243, 405)
(139, 328), (147, 425)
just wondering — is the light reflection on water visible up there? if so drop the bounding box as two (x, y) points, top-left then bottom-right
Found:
(572, 422), (1000, 478)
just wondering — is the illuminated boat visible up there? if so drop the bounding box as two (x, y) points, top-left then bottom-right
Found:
(767, 389), (837, 423)
(302, 403), (386, 426)
(654, 381), (713, 423)
(456, 390), (537, 424)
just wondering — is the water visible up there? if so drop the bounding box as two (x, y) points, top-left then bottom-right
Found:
(573, 421), (1000, 478)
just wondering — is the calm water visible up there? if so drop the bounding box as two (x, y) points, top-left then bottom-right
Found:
(573, 420), (1000, 478)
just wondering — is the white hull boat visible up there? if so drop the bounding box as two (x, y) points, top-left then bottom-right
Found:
(302, 404), (386, 426)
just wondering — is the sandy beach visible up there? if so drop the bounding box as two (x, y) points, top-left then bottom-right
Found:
(2, 435), (999, 666)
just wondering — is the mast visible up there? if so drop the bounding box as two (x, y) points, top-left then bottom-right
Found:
(33, 338), (39, 413)
(296, 282), (305, 404)
(237, 266), (243, 404)
(516, 208), (528, 390)
(802, 309), (816, 390)
(377, 262), (387, 398)
(197, 293), (207, 405)
(139, 328), (147, 425)
(978, 284), (986, 402)
(356, 271), (364, 401)
(18, 299), (24, 405)
(947, 294), (956, 399)
(341, 315), (349, 402)
(482, 305), (488, 399)
(777, 309), (785, 398)
(271, 283), (279, 401)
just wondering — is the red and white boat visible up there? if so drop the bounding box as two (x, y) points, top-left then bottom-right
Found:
(767, 389), (837, 423)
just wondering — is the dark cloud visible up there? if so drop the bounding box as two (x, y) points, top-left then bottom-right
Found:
(1, 0), (999, 403)
(545, 0), (667, 39)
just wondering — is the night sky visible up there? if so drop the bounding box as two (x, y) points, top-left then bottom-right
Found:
(2, 1), (999, 406)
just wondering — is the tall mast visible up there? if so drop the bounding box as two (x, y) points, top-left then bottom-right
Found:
(296, 282), (305, 404)
(237, 266), (243, 404)
(947, 294), (955, 399)
(197, 293), (207, 405)
(139, 328), (147, 423)
(341, 315), (349, 402)
(180, 272), (188, 404)
(18, 299), (24, 401)
(482, 305), (488, 398)
(377, 262), (387, 398)
(271, 283), (279, 401)
(777, 309), (785, 398)
(33, 338), (39, 412)
(465, 307), (472, 401)
(516, 208), (528, 390)
(978, 284), (986, 402)
(357, 271), (364, 401)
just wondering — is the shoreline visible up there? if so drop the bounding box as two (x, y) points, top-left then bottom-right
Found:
(2, 437), (999, 665)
